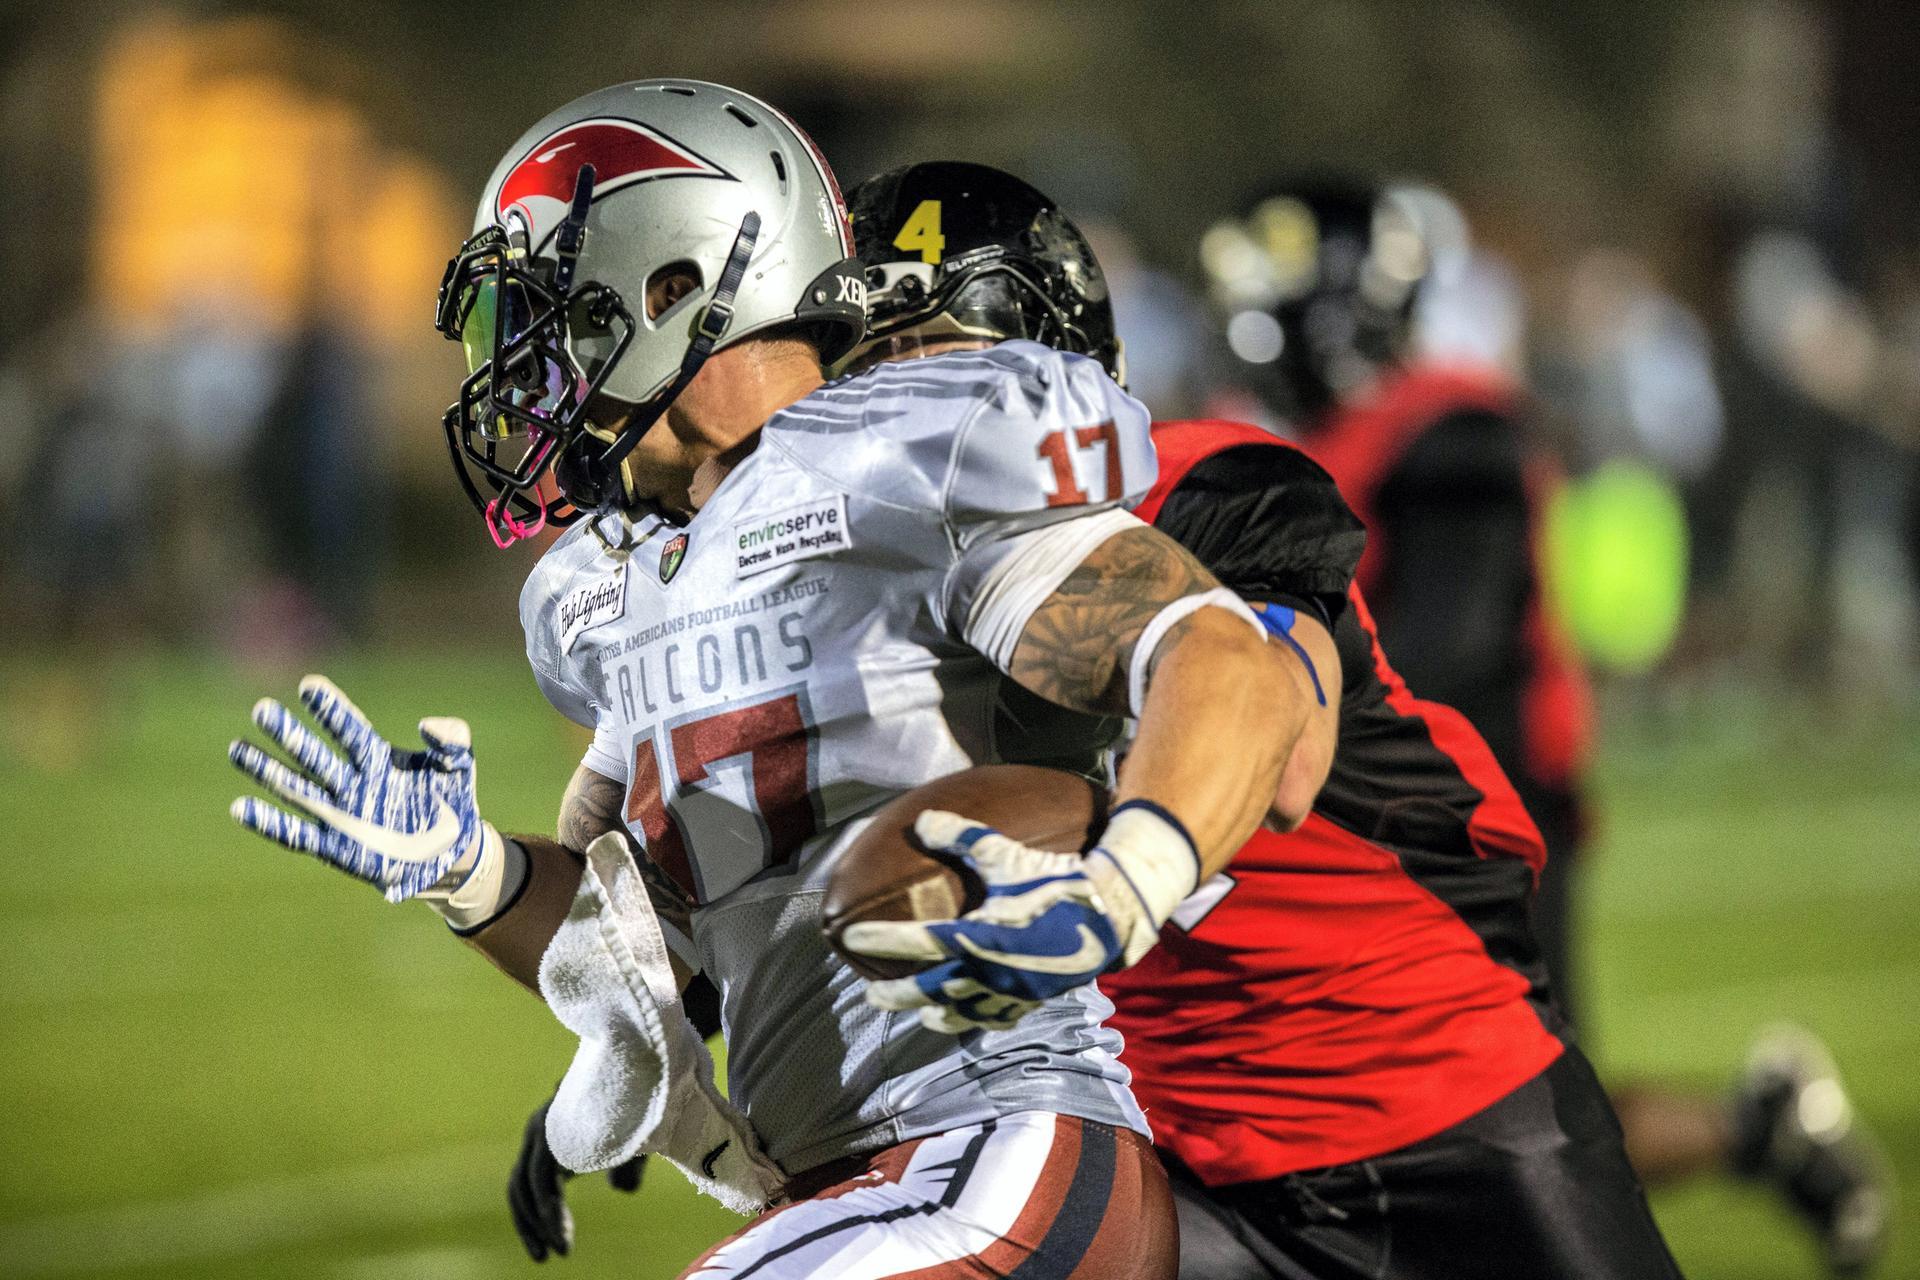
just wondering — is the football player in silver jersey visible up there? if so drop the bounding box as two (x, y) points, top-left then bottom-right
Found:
(224, 81), (1338, 1279)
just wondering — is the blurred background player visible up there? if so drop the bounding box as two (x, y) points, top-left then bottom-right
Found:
(1199, 175), (1891, 1274)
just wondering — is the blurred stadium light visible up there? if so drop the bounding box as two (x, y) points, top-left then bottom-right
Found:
(90, 12), (461, 470)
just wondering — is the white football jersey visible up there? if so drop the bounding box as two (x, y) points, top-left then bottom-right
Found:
(519, 342), (1157, 1173)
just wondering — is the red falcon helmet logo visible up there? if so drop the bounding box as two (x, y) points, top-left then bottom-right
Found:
(495, 118), (730, 223)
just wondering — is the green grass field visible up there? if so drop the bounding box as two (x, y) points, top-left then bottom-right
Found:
(0, 653), (1912, 1279)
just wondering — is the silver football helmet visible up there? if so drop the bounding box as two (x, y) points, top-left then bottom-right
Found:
(435, 79), (865, 544)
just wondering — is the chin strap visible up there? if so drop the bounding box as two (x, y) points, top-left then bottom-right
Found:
(552, 164), (596, 294)
(572, 211), (762, 505)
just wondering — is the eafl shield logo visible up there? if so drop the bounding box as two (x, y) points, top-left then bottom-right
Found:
(659, 533), (689, 584)
(495, 118), (730, 226)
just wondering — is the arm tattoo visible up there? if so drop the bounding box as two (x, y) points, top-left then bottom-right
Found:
(556, 764), (695, 935)
(1008, 526), (1220, 715)
(557, 763), (625, 854)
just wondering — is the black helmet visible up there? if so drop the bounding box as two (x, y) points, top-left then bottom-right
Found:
(1200, 178), (1431, 422)
(845, 161), (1122, 380)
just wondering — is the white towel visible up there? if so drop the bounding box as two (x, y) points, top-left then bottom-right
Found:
(538, 831), (785, 1215)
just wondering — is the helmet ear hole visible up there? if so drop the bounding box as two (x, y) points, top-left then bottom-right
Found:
(646, 261), (705, 320)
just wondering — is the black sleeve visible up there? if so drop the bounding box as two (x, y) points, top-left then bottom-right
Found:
(1369, 409), (1532, 766)
(1152, 443), (1367, 624)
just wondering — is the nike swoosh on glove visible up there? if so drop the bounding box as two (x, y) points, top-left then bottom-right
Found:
(837, 810), (1131, 1034)
(226, 674), (498, 903)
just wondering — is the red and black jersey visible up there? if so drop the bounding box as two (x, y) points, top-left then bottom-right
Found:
(1307, 364), (1594, 831)
(1100, 418), (1565, 1186)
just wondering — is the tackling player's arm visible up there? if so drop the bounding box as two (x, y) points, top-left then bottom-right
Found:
(1259, 602), (1341, 828)
(1137, 437), (1367, 833)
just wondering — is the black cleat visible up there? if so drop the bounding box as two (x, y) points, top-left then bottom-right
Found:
(1730, 1025), (1893, 1276)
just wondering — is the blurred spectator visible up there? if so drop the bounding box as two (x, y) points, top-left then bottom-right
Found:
(1552, 249), (1725, 481)
(1081, 218), (1211, 420)
(249, 319), (385, 651)
(1403, 182), (1529, 380)
(1686, 210), (1917, 699)
(139, 306), (288, 647)
(3, 310), (163, 768)
(9, 311), (160, 641)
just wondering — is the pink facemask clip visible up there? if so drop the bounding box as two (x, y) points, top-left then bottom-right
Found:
(485, 481), (550, 549)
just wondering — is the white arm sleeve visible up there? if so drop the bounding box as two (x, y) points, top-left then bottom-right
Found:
(953, 507), (1143, 671)
(581, 717), (627, 781)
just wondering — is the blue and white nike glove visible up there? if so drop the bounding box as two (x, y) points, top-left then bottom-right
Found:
(842, 802), (1200, 1034)
(226, 675), (518, 929)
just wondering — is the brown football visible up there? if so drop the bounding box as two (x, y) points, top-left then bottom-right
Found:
(821, 765), (1110, 981)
